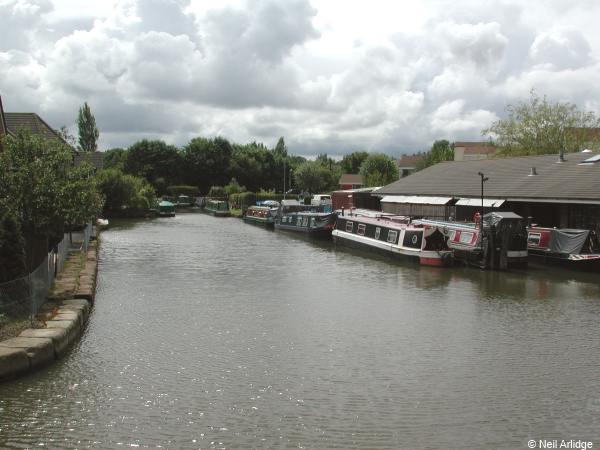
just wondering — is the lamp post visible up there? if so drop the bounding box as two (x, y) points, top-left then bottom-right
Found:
(477, 171), (488, 228)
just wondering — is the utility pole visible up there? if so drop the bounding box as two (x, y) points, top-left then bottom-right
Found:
(478, 171), (489, 228)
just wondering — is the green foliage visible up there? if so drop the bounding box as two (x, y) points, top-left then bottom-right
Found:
(224, 178), (246, 196)
(293, 160), (332, 194)
(416, 140), (454, 170)
(482, 90), (600, 156)
(103, 148), (127, 170)
(0, 130), (72, 237)
(359, 153), (399, 187)
(124, 140), (182, 193)
(183, 137), (232, 194)
(0, 203), (27, 283)
(62, 162), (104, 230)
(207, 186), (227, 198)
(166, 185), (200, 197)
(341, 151), (369, 174)
(97, 168), (156, 216)
(77, 102), (99, 152)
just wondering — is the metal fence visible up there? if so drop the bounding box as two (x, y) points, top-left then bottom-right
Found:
(0, 223), (88, 321)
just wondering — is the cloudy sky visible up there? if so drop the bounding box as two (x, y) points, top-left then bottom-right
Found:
(2, 0), (600, 157)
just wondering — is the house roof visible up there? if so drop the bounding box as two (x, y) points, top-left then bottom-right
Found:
(375, 152), (600, 203)
(397, 154), (424, 168)
(73, 151), (104, 170)
(339, 173), (364, 185)
(4, 112), (69, 146)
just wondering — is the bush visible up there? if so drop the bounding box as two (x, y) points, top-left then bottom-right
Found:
(207, 186), (227, 199)
(97, 168), (156, 217)
(167, 185), (200, 197)
(0, 205), (27, 283)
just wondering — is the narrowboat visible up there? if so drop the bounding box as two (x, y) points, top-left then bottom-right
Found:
(204, 199), (230, 217)
(243, 204), (278, 227)
(158, 200), (176, 217)
(275, 200), (337, 237)
(332, 210), (453, 267)
(527, 226), (600, 271)
(414, 211), (529, 270)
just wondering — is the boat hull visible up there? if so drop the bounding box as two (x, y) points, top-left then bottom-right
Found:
(243, 216), (274, 227)
(332, 230), (450, 267)
(528, 250), (600, 271)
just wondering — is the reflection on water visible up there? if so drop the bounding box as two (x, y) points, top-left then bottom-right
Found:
(0, 211), (599, 449)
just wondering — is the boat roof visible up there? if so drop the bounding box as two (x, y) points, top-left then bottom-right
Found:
(340, 213), (413, 230)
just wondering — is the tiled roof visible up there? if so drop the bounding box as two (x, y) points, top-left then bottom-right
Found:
(397, 154), (424, 167)
(73, 151), (104, 170)
(339, 173), (364, 185)
(464, 146), (497, 155)
(376, 152), (600, 202)
(4, 112), (68, 146)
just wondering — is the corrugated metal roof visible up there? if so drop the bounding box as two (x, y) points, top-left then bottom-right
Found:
(456, 198), (505, 207)
(380, 195), (453, 205)
(376, 152), (600, 202)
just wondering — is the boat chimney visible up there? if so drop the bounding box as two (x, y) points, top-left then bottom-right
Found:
(528, 167), (538, 176)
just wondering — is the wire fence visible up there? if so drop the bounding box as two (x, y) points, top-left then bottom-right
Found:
(0, 222), (92, 321)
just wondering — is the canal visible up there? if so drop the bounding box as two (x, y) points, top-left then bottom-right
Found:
(1, 212), (599, 449)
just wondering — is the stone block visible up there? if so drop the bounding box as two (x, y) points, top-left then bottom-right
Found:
(45, 319), (79, 345)
(59, 301), (90, 321)
(0, 337), (55, 369)
(53, 310), (83, 328)
(20, 328), (69, 354)
(74, 288), (93, 302)
(0, 347), (30, 380)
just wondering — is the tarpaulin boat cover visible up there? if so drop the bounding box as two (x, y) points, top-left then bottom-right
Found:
(549, 229), (589, 254)
(482, 211), (523, 227)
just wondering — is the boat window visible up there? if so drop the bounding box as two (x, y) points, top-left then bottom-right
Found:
(448, 230), (456, 241)
(310, 218), (316, 227)
(302, 217), (309, 227)
(527, 232), (541, 246)
(346, 221), (354, 232)
(459, 232), (473, 244)
(297, 217), (303, 226)
(375, 227), (381, 240)
(357, 223), (366, 236)
(387, 230), (398, 243)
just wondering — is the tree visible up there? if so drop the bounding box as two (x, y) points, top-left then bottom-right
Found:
(62, 162), (103, 231)
(0, 202), (27, 283)
(77, 102), (99, 152)
(341, 151), (369, 174)
(103, 148), (127, 170)
(294, 161), (331, 194)
(416, 140), (454, 170)
(482, 90), (600, 156)
(97, 168), (156, 215)
(359, 153), (399, 187)
(182, 137), (232, 194)
(124, 139), (182, 193)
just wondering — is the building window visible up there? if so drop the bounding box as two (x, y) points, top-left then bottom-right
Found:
(357, 223), (366, 236)
(387, 230), (398, 243)
(346, 221), (354, 232)
(375, 227), (381, 240)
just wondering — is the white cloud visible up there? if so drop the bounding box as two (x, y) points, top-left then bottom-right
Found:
(1, 0), (600, 156)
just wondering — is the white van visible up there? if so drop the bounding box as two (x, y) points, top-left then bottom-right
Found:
(311, 194), (332, 207)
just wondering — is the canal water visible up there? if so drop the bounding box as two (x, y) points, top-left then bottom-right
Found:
(1, 212), (599, 449)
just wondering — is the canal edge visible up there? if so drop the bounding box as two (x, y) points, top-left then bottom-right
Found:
(0, 237), (99, 382)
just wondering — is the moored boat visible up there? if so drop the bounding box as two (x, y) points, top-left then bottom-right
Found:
(158, 200), (176, 217)
(332, 210), (453, 267)
(204, 199), (230, 217)
(414, 211), (528, 270)
(243, 203), (279, 227)
(527, 226), (600, 271)
(275, 200), (337, 237)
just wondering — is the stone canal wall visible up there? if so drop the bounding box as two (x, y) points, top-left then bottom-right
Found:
(0, 239), (99, 381)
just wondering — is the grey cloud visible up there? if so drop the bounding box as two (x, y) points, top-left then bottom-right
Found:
(0, 0), (53, 51)
(530, 28), (592, 70)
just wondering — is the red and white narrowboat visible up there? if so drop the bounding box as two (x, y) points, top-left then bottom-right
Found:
(332, 210), (453, 267)
(527, 226), (600, 271)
